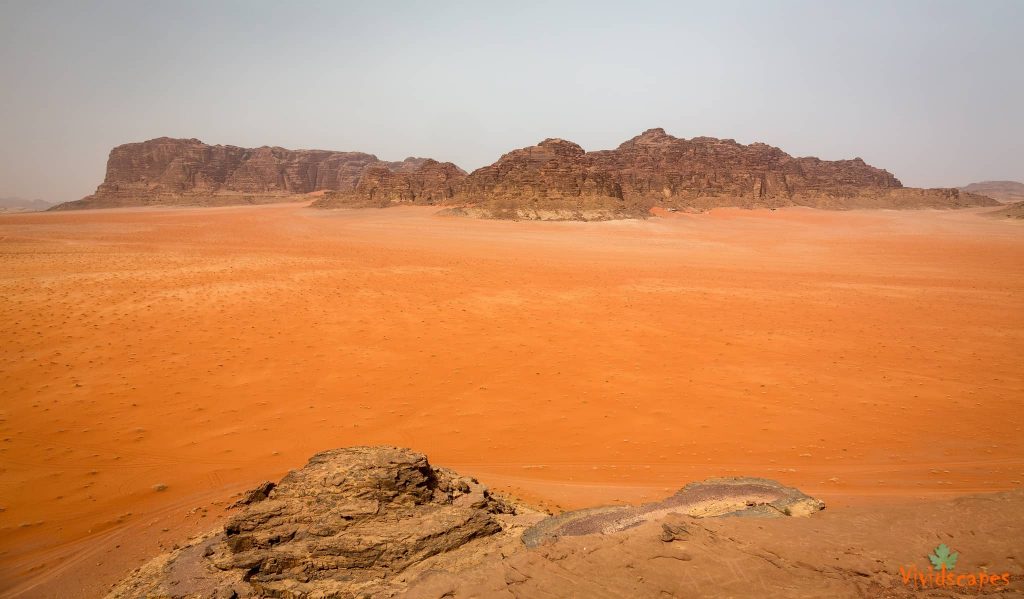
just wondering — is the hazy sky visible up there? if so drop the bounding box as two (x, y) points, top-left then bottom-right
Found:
(1, 1), (1021, 203)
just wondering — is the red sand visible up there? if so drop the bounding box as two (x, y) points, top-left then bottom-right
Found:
(1, 203), (1022, 597)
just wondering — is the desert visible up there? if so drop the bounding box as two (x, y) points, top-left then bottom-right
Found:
(1, 201), (1022, 597)
(3, 2), (1024, 597)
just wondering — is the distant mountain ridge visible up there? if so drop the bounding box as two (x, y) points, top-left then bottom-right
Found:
(52, 131), (999, 217)
(960, 180), (1024, 203)
(0, 196), (52, 212)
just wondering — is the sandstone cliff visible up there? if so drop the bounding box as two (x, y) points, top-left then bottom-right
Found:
(52, 138), (464, 210)
(445, 129), (998, 219)
(311, 159), (467, 208)
(55, 132), (1000, 216)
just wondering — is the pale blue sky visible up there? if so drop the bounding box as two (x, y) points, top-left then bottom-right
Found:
(1, 0), (1021, 202)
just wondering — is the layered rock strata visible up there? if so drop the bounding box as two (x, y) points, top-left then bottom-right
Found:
(106, 447), (823, 598)
(444, 129), (997, 219)
(53, 137), (463, 210)
(311, 159), (467, 208)
(55, 131), (1000, 217)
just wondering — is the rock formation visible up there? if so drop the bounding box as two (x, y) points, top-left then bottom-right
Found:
(447, 138), (651, 220)
(106, 447), (827, 598)
(104, 446), (1024, 598)
(520, 477), (823, 548)
(311, 159), (467, 208)
(961, 180), (1024, 203)
(106, 447), (538, 598)
(55, 131), (1000, 216)
(52, 138), (464, 210)
(444, 129), (998, 219)
(408, 489), (1024, 598)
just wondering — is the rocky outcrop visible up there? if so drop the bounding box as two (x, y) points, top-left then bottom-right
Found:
(105, 446), (1024, 598)
(52, 138), (462, 210)
(447, 138), (652, 220)
(408, 489), (1024, 598)
(592, 129), (903, 208)
(521, 477), (824, 548)
(106, 447), (825, 598)
(106, 447), (539, 598)
(311, 159), (467, 208)
(445, 129), (999, 218)
(961, 180), (1024, 203)
(56, 131), (1001, 215)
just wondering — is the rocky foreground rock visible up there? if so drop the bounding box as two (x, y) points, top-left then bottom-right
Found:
(107, 447), (824, 598)
(104, 446), (1024, 598)
(107, 447), (529, 598)
(55, 130), (998, 217)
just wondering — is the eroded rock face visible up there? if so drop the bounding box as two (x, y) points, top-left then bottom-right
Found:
(449, 138), (649, 220)
(311, 159), (467, 208)
(53, 138), (463, 210)
(447, 128), (999, 217)
(106, 446), (536, 599)
(57, 130), (1000, 215)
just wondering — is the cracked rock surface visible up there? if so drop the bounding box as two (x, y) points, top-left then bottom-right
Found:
(106, 446), (541, 598)
(106, 447), (1023, 598)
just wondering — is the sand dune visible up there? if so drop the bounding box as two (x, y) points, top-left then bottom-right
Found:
(1, 203), (1022, 597)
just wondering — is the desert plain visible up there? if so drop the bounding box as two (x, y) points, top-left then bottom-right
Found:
(0, 203), (1022, 597)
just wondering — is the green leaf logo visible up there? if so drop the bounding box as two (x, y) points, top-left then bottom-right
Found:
(928, 544), (958, 570)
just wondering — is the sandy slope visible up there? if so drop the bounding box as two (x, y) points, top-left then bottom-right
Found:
(0, 203), (1022, 597)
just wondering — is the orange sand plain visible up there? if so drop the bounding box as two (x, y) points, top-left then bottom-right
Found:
(1, 203), (1022, 597)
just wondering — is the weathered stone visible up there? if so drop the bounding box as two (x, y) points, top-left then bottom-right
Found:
(447, 128), (999, 218)
(52, 138), (461, 210)
(54, 131), (1000, 215)
(106, 446), (538, 599)
(520, 476), (824, 548)
(311, 159), (467, 208)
